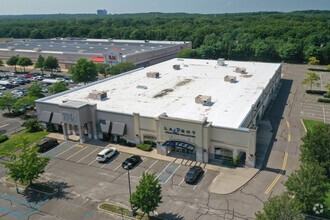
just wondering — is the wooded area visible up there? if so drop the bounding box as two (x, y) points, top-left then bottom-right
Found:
(0, 10), (329, 64)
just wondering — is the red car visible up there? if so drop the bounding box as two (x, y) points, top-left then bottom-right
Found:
(25, 74), (33, 78)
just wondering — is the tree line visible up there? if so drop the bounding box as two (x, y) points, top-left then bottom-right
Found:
(0, 11), (329, 64)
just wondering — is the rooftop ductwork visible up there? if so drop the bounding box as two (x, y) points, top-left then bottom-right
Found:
(173, 64), (180, 70)
(34, 47), (42, 52)
(235, 67), (246, 73)
(88, 90), (107, 100)
(195, 95), (211, 104)
(224, 75), (237, 83)
(7, 46), (15, 51)
(217, 58), (225, 66)
(146, 72), (159, 78)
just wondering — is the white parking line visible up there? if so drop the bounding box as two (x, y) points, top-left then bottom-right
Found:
(0, 124), (9, 129)
(178, 178), (185, 186)
(100, 162), (108, 169)
(65, 147), (86, 160)
(76, 149), (98, 163)
(113, 164), (122, 171)
(193, 169), (207, 190)
(140, 160), (158, 178)
(88, 159), (96, 166)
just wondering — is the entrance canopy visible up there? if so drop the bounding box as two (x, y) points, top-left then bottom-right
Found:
(162, 141), (195, 152)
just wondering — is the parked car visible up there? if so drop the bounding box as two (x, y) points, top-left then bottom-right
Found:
(44, 74), (55, 78)
(0, 92), (4, 97)
(11, 81), (19, 87)
(96, 147), (117, 162)
(122, 155), (142, 170)
(8, 72), (17, 77)
(17, 88), (28, 94)
(0, 86), (6, 90)
(184, 166), (203, 184)
(25, 74), (33, 78)
(324, 92), (330, 98)
(42, 87), (49, 93)
(37, 138), (59, 153)
(35, 76), (43, 81)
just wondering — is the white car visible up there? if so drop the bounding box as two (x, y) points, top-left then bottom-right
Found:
(96, 147), (117, 162)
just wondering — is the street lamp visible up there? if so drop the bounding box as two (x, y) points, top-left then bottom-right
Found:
(127, 168), (136, 216)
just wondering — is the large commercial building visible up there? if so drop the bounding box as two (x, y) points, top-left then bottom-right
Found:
(36, 58), (282, 168)
(0, 38), (191, 69)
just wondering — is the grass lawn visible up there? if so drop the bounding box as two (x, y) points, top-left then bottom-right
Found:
(302, 119), (324, 133)
(0, 129), (49, 154)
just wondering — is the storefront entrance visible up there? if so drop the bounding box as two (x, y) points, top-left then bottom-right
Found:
(163, 141), (196, 155)
(214, 147), (233, 161)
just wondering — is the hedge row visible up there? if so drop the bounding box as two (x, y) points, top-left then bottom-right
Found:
(0, 135), (8, 143)
(318, 98), (330, 103)
(308, 68), (330, 72)
(136, 144), (151, 151)
(306, 90), (327, 95)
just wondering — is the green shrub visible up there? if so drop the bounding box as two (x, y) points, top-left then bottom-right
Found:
(136, 144), (151, 151)
(144, 139), (156, 147)
(308, 68), (330, 72)
(318, 98), (330, 103)
(306, 90), (327, 95)
(222, 160), (234, 166)
(0, 135), (8, 143)
(23, 119), (42, 132)
(233, 156), (239, 166)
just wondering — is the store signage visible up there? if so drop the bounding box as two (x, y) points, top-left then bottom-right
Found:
(62, 111), (78, 123)
(108, 55), (116, 60)
(164, 127), (196, 138)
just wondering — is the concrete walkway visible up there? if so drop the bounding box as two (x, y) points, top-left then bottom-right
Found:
(46, 133), (259, 195)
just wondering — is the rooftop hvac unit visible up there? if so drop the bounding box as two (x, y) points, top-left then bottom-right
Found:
(88, 90), (107, 100)
(173, 64), (180, 70)
(78, 50), (87, 53)
(224, 75), (237, 83)
(195, 95), (211, 104)
(235, 67), (246, 73)
(217, 58), (225, 66)
(34, 47), (42, 52)
(7, 46), (15, 51)
(146, 72), (159, 78)
(137, 85), (148, 89)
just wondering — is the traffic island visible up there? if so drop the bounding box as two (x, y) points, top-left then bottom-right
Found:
(98, 203), (163, 220)
(5, 177), (58, 195)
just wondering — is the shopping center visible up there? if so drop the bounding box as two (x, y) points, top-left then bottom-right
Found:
(36, 58), (282, 167)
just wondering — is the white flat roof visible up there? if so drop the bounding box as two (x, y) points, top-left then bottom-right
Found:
(42, 58), (281, 128)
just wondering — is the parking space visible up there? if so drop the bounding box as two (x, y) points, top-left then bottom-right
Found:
(0, 193), (47, 219)
(301, 102), (330, 124)
(42, 141), (76, 158)
(48, 143), (218, 192)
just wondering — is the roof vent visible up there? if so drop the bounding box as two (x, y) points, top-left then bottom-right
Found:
(34, 47), (42, 52)
(7, 46), (15, 51)
(146, 72), (159, 78)
(195, 95), (211, 104)
(88, 90), (107, 100)
(217, 58), (225, 66)
(137, 85), (148, 89)
(78, 49), (87, 53)
(235, 67), (246, 73)
(224, 75), (237, 83)
(173, 64), (180, 70)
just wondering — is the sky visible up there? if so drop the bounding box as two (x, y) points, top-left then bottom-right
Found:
(0, 0), (329, 15)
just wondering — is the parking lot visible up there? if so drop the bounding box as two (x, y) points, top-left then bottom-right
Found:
(42, 141), (218, 192)
(300, 102), (330, 124)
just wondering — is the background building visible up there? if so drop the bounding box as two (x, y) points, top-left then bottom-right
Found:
(0, 38), (191, 69)
(97, 9), (107, 15)
(36, 58), (282, 168)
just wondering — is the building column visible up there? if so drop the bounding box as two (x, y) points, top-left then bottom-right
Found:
(62, 123), (69, 140)
(72, 125), (77, 136)
(78, 125), (85, 144)
(87, 123), (92, 139)
(133, 112), (141, 144)
(90, 104), (98, 140)
(247, 126), (258, 168)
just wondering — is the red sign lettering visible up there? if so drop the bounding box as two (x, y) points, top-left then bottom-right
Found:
(108, 55), (116, 60)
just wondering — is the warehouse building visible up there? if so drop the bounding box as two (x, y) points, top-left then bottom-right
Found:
(0, 38), (191, 69)
(35, 58), (282, 167)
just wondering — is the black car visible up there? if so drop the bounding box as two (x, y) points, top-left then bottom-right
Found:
(37, 138), (59, 153)
(184, 166), (203, 184)
(122, 155), (142, 170)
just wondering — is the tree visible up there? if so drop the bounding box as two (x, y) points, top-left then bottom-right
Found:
(0, 93), (16, 113)
(307, 57), (320, 65)
(326, 83), (330, 96)
(35, 55), (45, 74)
(109, 62), (136, 75)
(12, 95), (37, 117)
(279, 43), (302, 63)
(69, 58), (98, 84)
(96, 63), (110, 78)
(48, 81), (68, 94)
(130, 172), (162, 218)
(285, 163), (329, 215)
(0, 58), (4, 68)
(43, 56), (59, 74)
(6, 56), (19, 73)
(27, 82), (45, 98)
(23, 119), (42, 132)
(178, 48), (197, 58)
(300, 123), (330, 178)
(301, 72), (320, 90)
(256, 193), (304, 220)
(0, 139), (50, 186)
(17, 57), (33, 73)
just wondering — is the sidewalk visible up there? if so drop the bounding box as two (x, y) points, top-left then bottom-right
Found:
(46, 133), (259, 195)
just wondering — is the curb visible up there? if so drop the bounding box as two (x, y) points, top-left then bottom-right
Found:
(98, 203), (136, 220)
(301, 119), (307, 133)
(4, 178), (58, 196)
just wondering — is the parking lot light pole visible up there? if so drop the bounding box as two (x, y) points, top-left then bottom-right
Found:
(127, 168), (136, 216)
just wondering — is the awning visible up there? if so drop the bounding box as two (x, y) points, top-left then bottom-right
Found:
(51, 112), (62, 125)
(99, 120), (111, 133)
(111, 122), (126, 136)
(92, 57), (104, 63)
(39, 111), (52, 123)
(162, 141), (196, 152)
